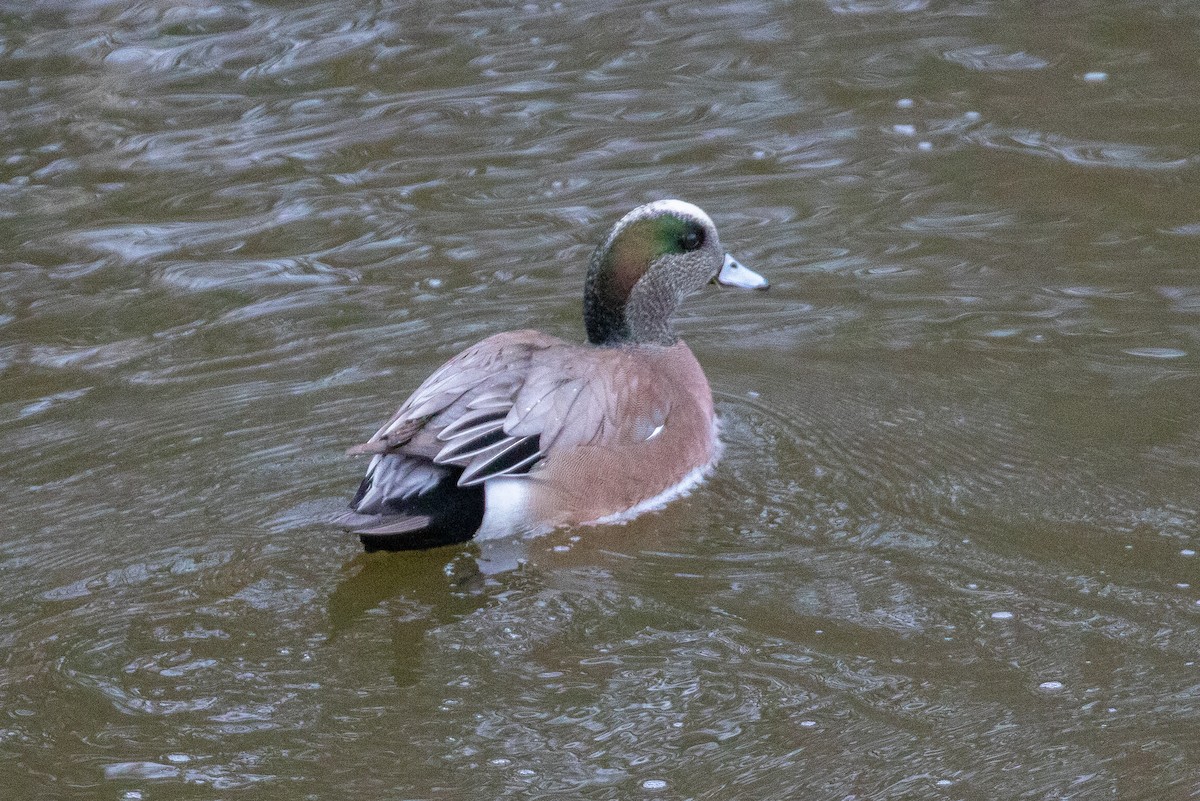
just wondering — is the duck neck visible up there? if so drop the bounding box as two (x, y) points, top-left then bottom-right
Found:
(585, 269), (679, 347)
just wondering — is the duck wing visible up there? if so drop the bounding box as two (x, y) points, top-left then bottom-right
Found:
(348, 329), (637, 486)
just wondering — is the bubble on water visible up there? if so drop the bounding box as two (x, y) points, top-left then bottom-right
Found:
(1181, 549), (1196, 557)
(1083, 71), (1108, 83)
(642, 779), (668, 790)
(964, 111), (982, 121)
(990, 610), (1014, 620)
(893, 124), (916, 136)
(1038, 681), (1064, 692)
(917, 141), (933, 151)
(896, 98), (914, 109)
(166, 754), (190, 763)
(935, 779), (953, 787)
(799, 720), (818, 728)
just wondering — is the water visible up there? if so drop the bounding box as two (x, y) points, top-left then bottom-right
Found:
(2, 0), (1198, 798)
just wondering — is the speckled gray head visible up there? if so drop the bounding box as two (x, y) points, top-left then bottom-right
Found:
(584, 199), (767, 346)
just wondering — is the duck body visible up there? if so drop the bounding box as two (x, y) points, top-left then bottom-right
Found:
(340, 330), (717, 550)
(337, 199), (764, 551)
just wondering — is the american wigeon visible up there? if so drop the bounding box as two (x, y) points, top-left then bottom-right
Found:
(337, 199), (767, 551)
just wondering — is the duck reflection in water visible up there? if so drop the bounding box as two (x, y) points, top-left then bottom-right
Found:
(327, 547), (496, 687)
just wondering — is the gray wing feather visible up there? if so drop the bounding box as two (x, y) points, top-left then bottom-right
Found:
(533, 377), (589, 450)
(351, 332), (607, 487)
(436, 407), (509, 442)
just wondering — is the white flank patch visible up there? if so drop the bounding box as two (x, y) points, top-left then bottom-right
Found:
(476, 477), (535, 541)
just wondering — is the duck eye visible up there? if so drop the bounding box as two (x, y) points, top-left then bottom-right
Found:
(680, 226), (704, 252)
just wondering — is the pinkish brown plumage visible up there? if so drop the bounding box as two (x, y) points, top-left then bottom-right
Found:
(337, 200), (766, 550)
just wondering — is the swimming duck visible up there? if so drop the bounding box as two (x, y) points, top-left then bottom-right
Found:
(337, 199), (767, 550)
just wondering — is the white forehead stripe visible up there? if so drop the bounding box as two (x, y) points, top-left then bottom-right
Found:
(620, 199), (714, 230)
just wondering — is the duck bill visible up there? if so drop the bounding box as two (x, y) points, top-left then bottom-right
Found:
(714, 253), (769, 290)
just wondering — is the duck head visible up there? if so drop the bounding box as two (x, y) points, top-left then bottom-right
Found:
(584, 199), (767, 347)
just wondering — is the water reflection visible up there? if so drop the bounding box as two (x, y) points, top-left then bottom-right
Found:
(328, 549), (492, 686)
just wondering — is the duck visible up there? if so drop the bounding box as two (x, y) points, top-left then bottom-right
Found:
(336, 199), (767, 551)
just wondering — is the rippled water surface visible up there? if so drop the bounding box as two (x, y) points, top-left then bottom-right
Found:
(3, 0), (1199, 798)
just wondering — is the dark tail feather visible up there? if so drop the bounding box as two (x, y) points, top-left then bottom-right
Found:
(338, 454), (486, 551)
(332, 510), (432, 536)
